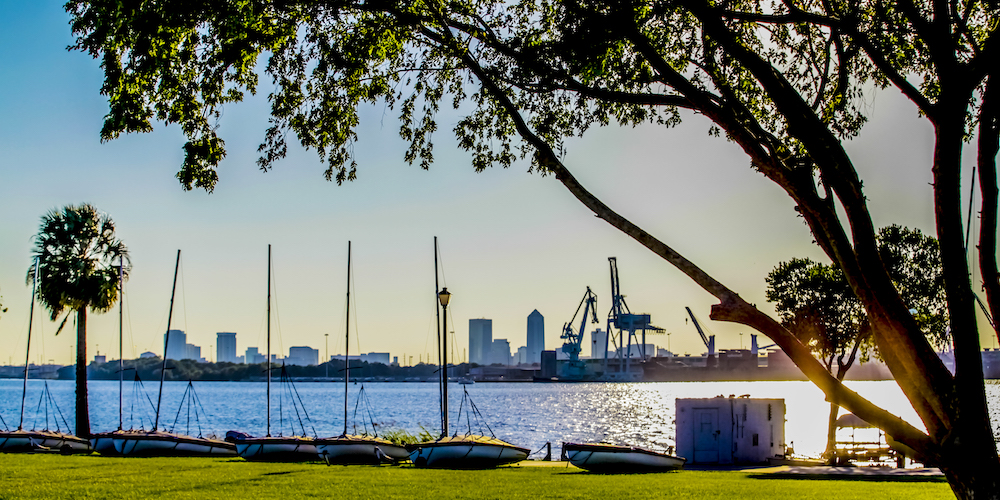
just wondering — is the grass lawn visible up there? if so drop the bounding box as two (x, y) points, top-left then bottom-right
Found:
(0, 454), (953, 499)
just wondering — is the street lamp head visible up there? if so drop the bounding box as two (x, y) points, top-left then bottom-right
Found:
(438, 287), (451, 307)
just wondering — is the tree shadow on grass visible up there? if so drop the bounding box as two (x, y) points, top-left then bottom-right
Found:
(747, 473), (946, 483)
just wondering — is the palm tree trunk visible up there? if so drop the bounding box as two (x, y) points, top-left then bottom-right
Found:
(75, 308), (90, 438)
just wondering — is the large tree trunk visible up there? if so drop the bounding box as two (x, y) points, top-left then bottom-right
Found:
(824, 402), (838, 463)
(938, 447), (1000, 500)
(75, 308), (90, 439)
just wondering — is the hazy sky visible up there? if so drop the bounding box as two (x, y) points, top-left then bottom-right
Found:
(1, 2), (995, 367)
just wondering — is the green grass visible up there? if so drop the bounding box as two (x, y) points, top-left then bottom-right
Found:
(0, 454), (953, 499)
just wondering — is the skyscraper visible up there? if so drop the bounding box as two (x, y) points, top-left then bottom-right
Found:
(164, 329), (187, 360)
(591, 328), (608, 359)
(526, 310), (544, 364)
(469, 318), (492, 365)
(217, 332), (237, 363)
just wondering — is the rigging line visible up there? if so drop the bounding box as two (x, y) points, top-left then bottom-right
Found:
(169, 381), (192, 434)
(179, 255), (189, 333)
(286, 371), (317, 437)
(31, 388), (45, 431)
(125, 281), (137, 359)
(351, 257), (362, 360)
(47, 382), (72, 433)
(190, 384), (212, 438)
(272, 257), (285, 358)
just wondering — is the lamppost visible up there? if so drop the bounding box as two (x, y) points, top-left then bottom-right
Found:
(325, 333), (329, 379)
(740, 332), (744, 349)
(438, 287), (451, 437)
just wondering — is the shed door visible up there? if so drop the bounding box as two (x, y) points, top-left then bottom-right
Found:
(693, 408), (720, 463)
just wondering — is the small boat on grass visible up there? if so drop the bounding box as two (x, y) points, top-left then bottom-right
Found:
(1, 260), (90, 454)
(562, 442), (686, 472)
(115, 430), (235, 457)
(315, 242), (408, 465)
(113, 250), (235, 458)
(408, 241), (529, 469)
(408, 434), (530, 469)
(0, 428), (91, 454)
(231, 245), (318, 462)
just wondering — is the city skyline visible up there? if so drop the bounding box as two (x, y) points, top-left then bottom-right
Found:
(2, 2), (997, 370)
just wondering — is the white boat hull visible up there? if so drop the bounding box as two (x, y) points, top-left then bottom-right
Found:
(235, 436), (319, 462)
(563, 442), (686, 472)
(315, 436), (409, 465)
(114, 431), (236, 457)
(0, 430), (91, 453)
(408, 436), (529, 469)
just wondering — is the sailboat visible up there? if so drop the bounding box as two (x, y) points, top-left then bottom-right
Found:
(315, 241), (409, 465)
(231, 245), (319, 462)
(112, 250), (236, 457)
(0, 257), (91, 453)
(91, 254), (133, 455)
(561, 442), (686, 472)
(407, 238), (529, 469)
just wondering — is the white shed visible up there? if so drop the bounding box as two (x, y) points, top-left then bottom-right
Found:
(675, 396), (785, 464)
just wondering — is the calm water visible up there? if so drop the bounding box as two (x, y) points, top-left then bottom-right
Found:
(2, 379), (998, 458)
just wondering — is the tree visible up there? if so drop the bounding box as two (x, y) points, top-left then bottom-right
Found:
(66, 1), (999, 495)
(29, 204), (129, 438)
(766, 225), (947, 460)
(0, 289), (7, 320)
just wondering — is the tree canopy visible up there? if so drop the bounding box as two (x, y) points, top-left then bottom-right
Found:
(67, 0), (999, 496)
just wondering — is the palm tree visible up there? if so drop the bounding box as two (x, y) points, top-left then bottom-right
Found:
(28, 204), (129, 438)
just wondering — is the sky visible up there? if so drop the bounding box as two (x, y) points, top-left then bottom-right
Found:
(1, 2), (996, 368)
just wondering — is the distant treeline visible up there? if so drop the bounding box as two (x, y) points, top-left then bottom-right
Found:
(60, 358), (472, 382)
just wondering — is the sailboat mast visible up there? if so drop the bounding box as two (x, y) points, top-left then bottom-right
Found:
(344, 241), (351, 436)
(434, 237), (443, 435)
(267, 244), (272, 437)
(118, 253), (124, 430)
(154, 249), (181, 432)
(19, 257), (39, 430)
(436, 238), (448, 437)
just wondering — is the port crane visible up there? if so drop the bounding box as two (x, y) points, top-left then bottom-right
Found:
(684, 306), (716, 367)
(605, 257), (664, 379)
(559, 287), (598, 380)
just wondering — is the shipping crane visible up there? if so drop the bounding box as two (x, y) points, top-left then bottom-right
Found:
(750, 334), (777, 355)
(606, 257), (665, 379)
(684, 306), (716, 367)
(560, 287), (598, 380)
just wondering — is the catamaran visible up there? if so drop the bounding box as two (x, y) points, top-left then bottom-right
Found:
(112, 250), (236, 457)
(0, 257), (90, 454)
(315, 241), (409, 465)
(407, 238), (529, 469)
(231, 245), (319, 462)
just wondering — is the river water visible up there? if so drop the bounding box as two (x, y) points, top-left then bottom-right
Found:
(3, 379), (999, 458)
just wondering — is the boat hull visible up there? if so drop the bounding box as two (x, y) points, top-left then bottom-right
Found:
(315, 436), (409, 465)
(408, 436), (529, 469)
(234, 436), (319, 462)
(114, 431), (236, 457)
(0, 430), (91, 453)
(562, 442), (685, 472)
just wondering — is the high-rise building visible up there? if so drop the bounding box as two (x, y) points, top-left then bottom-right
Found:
(245, 347), (265, 364)
(469, 319), (492, 365)
(516, 346), (529, 365)
(164, 329), (204, 360)
(590, 328), (608, 359)
(287, 346), (319, 366)
(165, 329), (187, 360)
(217, 332), (237, 363)
(490, 339), (512, 366)
(526, 310), (544, 364)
